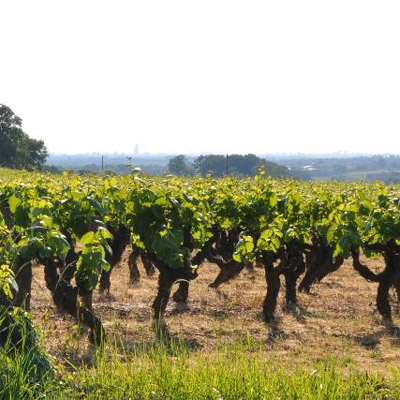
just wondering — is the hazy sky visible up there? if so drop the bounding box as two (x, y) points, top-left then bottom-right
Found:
(1, 1), (399, 155)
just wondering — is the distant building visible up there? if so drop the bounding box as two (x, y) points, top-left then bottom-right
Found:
(134, 144), (139, 155)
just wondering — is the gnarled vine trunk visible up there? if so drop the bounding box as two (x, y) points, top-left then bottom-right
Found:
(299, 238), (343, 293)
(352, 247), (400, 322)
(262, 251), (281, 322)
(44, 258), (105, 345)
(281, 241), (305, 309)
(13, 258), (32, 310)
(171, 231), (218, 304)
(148, 252), (198, 338)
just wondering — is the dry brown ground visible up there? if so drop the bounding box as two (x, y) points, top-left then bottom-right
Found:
(30, 251), (400, 374)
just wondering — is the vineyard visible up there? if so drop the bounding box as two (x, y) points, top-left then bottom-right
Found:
(2, 168), (400, 398)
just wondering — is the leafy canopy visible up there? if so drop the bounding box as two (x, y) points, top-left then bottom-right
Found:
(0, 104), (48, 170)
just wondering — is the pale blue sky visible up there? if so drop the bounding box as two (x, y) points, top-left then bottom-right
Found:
(1, 1), (399, 155)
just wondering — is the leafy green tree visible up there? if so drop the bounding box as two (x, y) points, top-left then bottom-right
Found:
(194, 155), (226, 177)
(229, 154), (262, 175)
(194, 154), (289, 177)
(257, 159), (290, 178)
(0, 104), (48, 169)
(167, 155), (192, 175)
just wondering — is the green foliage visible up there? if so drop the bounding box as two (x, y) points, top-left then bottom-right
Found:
(0, 307), (54, 398)
(0, 265), (18, 300)
(167, 155), (192, 176)
(75, 228), (112, 291)
(0, 104), (48, 170)
(194, 153), (289, 177)
(2, 169), (400, 305)
(233, 234), (254, 263)
(194, 154), (227, 177)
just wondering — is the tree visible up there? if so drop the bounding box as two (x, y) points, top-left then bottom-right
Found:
(167, 155), (191, 176)
(193, 155), (226, 177)
(0, 104), (48, 169)
(194, 154), (289, 178)
(228, 154), (261, 175)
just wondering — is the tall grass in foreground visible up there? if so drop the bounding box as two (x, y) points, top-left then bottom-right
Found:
(0, 348), (55, 399)
(0, 306), (54, 399)
(1, 338), (400, 399)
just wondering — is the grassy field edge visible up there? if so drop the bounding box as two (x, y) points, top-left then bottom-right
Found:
(2, 339), (400, 400)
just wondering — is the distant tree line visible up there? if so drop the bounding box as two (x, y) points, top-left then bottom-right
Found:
(0, 104), (48, 169)
(167, 154), (289, 178)
(283, 155), (400, 183)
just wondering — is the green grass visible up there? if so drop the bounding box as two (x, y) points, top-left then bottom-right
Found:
(1, 339), (400, 400)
